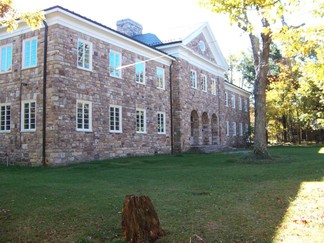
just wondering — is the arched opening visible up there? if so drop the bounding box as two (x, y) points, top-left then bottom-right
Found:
(202, 112), (210, 145)
(190, 110), (199, 145)
(211, 114), (219, 145)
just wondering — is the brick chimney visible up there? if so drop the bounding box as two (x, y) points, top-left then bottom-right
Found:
(116, 19), (143, 37)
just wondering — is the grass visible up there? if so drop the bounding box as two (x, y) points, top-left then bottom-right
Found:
(0, 146), (323, 242)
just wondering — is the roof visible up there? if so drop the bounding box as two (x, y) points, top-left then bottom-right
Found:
(132, 33), (162, 46)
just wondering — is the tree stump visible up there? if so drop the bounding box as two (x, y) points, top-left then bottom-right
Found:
(121, 195), (165, 243)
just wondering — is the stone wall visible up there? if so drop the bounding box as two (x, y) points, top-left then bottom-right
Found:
(0, 29), (45, 166)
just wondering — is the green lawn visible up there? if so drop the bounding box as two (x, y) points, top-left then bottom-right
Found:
(0, 146), (323, 242)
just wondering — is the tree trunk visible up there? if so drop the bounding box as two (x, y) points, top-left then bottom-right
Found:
(122, 195), (165, 243)
(250, 19), (271, 159)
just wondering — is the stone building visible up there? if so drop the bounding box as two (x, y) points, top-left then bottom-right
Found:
(0, 6), (250, 166)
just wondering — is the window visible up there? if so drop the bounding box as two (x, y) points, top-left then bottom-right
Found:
(109, 50), (121, 78)
(245, 124), (249, 133)
(225, 92), (228, 107)
(244, 98), (248, 112)
(232, 94), (236, 108)
(201, 75), (207, 92)
(211, 79), (217, 96)
(76, 100), (92, 131)
(233, 122), (237, 136)
(23, 38), (37, 68)
(21, 100), (36, 132)
(1, 45), (12, 73)
(156, 67), (165, 89)
(239, 123), (243, 136)
(77, 39), (92, 70)
(109, 105), (122, 133)
(136, 109), (146, 133)
(135, 61), (145, 84)
(239, 97), (242, 111)
(226, 121), (229, 136)
(190, 70), (197, 89)
(157, 112), (166, 134)
(0, 104), (10, 132)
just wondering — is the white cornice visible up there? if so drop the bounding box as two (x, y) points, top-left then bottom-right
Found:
(225, 82), (251, 96)
(158, 43), (226, 77)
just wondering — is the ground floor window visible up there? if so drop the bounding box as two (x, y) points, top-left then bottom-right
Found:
(157, 112), (165, 134)
(76, 100), (92, 131)
(109, 105), (122, 133)
(21, 100), (36, 132)
(0, 104), (10, 132)
(136, 108), (146, 133)
(226, 121), (229, 136)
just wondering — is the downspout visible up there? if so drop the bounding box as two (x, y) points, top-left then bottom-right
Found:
(42, 20), (48, 166)
(169, 60), (174, 154)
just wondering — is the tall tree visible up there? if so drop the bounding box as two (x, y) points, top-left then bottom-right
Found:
(200, 0), (304, 158)
(0, 0), (44, 32)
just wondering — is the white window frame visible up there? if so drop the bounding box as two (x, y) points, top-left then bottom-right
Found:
(190, 70), (197, 89)
(157, 112), (166, 134)
(22, 37), (37, 69)
(109, 50), (122, 78)
(239, 97), (242, 111)
(109, 105), (122, 133)
(225, 92), (228, 107)
(244, 98), (248, 112)
(201, 74), (207, 92)
(135, 60), (145, 84)
(136, 108), (146, 133)
(21, 100), (36, 132)
(77, 39), (92, 71)
(239, 123), (243, 136)
(0, 44), (13, 73)
(211, 79), (217, 96)
(76, 100), (92, 132)
(226, 121), (229, 136)
(233, 122), (237, 136)
(0, 103), (11, 132)
(156, 67), (165, 90)
(232, 94), (236, 109)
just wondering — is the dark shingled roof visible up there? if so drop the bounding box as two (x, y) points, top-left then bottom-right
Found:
(132, 33), (163, 46)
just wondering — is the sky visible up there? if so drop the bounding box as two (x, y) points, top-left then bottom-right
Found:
(12, 0), (249, 58)
(12, 0), (320, 59)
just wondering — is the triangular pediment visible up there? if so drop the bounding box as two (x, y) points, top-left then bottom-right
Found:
(183, 23), (228, 69)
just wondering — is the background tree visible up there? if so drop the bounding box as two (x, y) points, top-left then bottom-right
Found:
(200, 0), (323, 157)
(0, 0), (44, 32)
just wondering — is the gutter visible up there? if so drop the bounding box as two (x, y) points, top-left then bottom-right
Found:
(42, 20), (48, 166)
(169, 61), (174, 154)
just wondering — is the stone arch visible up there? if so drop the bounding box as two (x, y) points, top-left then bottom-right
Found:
(190, 110), (199, 145)
(211, 114), (219, 145)
(202, 112), (210, 145)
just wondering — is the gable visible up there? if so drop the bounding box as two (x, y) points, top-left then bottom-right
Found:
(183, 23), (228, 70)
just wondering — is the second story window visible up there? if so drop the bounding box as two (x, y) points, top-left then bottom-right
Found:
(244, 98), (248, 112)
(0, 104), (10, 132)
(109, 50), (121, 78)
(232, 94), (236, 108)
(1, 45), (12, 73)
(211, 79), (217, 96)
(225, 92), (228, 107)
(77, 39), (92, 70)
(239, 97), (242, 110)
(190, 70), (197, 89)
(156, 67), (165, 89)
(23, 38), (37, 68)
(201, 75), (207, 92)
(135, 61), (145, 84)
